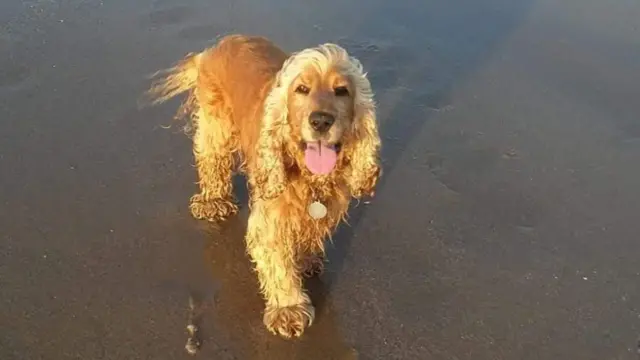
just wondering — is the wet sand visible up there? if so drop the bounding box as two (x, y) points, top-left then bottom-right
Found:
(2, 0), (640, 359)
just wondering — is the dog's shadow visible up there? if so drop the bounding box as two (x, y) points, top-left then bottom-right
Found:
(195, 175), (357, 359)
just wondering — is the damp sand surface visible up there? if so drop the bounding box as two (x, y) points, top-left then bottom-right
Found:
(2, 0), (640, 359)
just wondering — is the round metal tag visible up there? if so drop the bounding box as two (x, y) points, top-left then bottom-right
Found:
(308, 201), (327, 219)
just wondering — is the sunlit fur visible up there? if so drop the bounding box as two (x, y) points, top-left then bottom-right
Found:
(142, 34), (381, 338)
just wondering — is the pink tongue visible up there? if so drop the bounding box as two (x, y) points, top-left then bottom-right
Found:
(304, 142), (337, 175)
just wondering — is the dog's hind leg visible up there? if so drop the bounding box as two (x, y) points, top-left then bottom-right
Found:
(189, 90), (239, 222)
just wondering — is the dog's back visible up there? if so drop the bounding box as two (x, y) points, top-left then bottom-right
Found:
(199, 35), (288, 158)
(142, 35), (288, 162)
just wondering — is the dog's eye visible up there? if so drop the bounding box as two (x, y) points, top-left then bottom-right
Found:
(334, 86), (349, 97)
(295, 84), (310, 95)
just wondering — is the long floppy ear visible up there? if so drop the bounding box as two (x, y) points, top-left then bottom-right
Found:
(250, 82), (288, 201)
(249, 55), (300, 201)
(344, 55), (382, 199)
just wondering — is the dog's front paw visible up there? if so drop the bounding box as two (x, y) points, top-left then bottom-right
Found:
(263, 303), (315, 338)
(189, 194), (238, 222)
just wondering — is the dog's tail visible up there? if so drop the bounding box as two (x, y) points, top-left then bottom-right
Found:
(138, 52), (203, 134)
(139, 52), (202, 108)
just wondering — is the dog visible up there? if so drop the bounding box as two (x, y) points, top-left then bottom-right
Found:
(143, 34), (381, 338)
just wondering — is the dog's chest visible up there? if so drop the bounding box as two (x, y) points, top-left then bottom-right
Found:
(282, 180), (350, 238)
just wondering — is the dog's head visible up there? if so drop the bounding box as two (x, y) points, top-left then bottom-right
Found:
(252, 44), (381, 200)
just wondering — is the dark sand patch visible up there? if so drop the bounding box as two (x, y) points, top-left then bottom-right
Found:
(147, 5), (193, 26)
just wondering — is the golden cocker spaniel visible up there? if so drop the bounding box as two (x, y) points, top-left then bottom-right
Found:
(143, 34), (381, 338)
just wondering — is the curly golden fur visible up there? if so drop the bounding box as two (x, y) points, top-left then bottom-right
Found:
(142, 34), (381, 338)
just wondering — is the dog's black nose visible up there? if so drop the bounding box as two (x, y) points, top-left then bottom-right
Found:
(309, 111), (335, 133)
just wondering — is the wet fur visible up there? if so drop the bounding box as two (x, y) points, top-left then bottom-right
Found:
(142, 34), (381, 338)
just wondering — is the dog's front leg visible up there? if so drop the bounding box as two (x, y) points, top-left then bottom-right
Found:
(245, 203), (315, 338)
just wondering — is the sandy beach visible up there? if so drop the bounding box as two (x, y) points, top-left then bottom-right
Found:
(2, 0), (640, 358)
